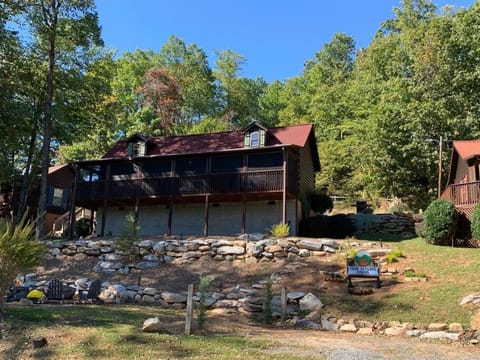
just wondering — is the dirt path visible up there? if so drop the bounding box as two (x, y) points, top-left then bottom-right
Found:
(204, 313), (480, 360)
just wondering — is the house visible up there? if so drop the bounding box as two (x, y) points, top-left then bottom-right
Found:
(441, 140), (480, 220)
(71, 122), (321, 237)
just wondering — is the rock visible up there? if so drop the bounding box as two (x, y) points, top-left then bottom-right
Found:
(32, 336), (48, 349)
(471, 310), (480, 330)
(161, 291), (186, 303)
(238, 233), (264, 241)
(73, 253), (87, 261)
(321, 319), (339, 331)
(406, 329), (426, 337)
(152, 241), (166, 254)
(211, 299), (238, 308)
(296, 240), (323, 251)
(428, 323), (448, 331)
(142, 287), (157, 296)
(298, 249), (310, 257)
(211, 239), (234, 247)
(357, 327), (373, 335)
(461, 293), (480, 306)
(216, 246), (245, 256)
(142, 317), (162, 332)
(384, 327), (404, 336)
(137, 240), (153, 249)
(19, 298), (33, 306)
(287, 292), (305, 301)
(299, 293), (323, 312)
(339, 323), (357, 332)
(419, 331), (460, 341)
(102, 253), (122, 261)
(448, 323), (464, 333)
(296, 319), (322, 330)
(136, 261), (160, 269)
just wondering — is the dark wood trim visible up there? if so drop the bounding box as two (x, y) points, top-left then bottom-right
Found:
(282, 147), (287, 224)
(68, 165), (78, 239)
(203, 194), (209, 236)
(242, 193), (246, 234)
(100, 164), (111, 236)
(167, 196), (173, 236)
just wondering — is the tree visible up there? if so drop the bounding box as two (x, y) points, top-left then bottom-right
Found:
(136, 68), (183, 135)
(10, 0), (102, 238)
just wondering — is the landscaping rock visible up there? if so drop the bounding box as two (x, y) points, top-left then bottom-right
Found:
(299, 293), (323, 312)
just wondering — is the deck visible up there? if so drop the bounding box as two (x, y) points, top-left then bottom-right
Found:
(441, 181), (480, 220)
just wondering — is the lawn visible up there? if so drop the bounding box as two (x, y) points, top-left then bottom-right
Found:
(2, 235), (480, 358)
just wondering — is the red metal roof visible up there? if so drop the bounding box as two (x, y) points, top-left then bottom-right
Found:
(102, 124), (315, 159)
(452, 140), (480, 160)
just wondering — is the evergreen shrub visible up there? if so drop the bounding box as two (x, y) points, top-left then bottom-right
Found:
(423, 199), (457, 245)
(471, 203), (480, 241)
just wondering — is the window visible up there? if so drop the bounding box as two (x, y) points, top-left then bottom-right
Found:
(128, 141), (146, 157)
(80, 165), (102, 182)
(110, 162), (137, 180)
(142, 159), (171, 177)
(52, 188), (64, 207)
(175, 158), (207, 175)
(211, 156), (243, 173)
(248, 152), (282, 169)
(250, 131), (260, 147)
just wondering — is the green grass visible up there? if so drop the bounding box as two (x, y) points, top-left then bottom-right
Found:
(322, 236), (480, 327)
(1, 305), (319, 359)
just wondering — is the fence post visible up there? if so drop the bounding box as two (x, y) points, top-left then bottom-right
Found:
(185, 284), (194, 336)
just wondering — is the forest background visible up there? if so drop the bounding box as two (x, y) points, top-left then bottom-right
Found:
(1, 0), (480, 236)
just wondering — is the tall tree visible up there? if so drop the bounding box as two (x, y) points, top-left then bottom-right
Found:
(11, 0), (102, 238)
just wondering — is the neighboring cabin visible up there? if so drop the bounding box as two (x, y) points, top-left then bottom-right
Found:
(442, 140), (480, 220)
(71, 122), (320, 237)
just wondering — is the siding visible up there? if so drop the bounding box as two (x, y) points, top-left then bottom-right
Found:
(299, 144), (316, 196)
(455, 158), (469, 183)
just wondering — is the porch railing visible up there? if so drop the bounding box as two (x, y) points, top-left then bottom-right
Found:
(441, 181), (480, 207)
(76, 170), (285, 202)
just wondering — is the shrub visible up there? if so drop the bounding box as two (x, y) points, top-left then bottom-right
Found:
(423, 199), (458, 245)
(309, 192), (333, 214)
(117, 212), (140, 252)
(299, 214), (355, 238)
(385, 248), (403, 263)
(471, 203), (480, 241)
(0, 215), (44, 312)
(262, 279), (273, 324)
(75, 218), (90, 238)
(197, 274), (214, 330)
(269, 222), (289, 238)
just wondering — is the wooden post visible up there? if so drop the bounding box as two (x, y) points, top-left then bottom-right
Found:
(167, 197), (173, 236)
(282, 147), (288, 224)
(438, 135), (443, 199)
(68, 165), (78, 239)
(281, 287), (287, 322)
(204, 195), (209, 237)
(185, 284), (194, 336)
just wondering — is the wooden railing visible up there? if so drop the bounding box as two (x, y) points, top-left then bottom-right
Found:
(76, 170), (285, 202)
(442, 181), (480, 207)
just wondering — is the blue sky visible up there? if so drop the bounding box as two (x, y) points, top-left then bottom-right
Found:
(96, 0), (474, 82)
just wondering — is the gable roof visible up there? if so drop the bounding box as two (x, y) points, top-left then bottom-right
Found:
(446, 140), (480, 186)
(452, 140), (480, 161)
(103, 124), (318, 161)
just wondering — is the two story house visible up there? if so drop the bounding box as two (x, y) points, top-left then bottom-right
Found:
(71, 122), (320, 237)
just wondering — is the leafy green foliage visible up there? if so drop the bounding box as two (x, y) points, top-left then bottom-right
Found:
(262, 280), (273, 325)
(0, 215), (44, 310)
(268, 223), (289, 238)
(117, 212), (140, 252)
(75, 218), (90, 238)
(423, 199), (457, 245)
(309, 192), (333, 214)
(197, 274), (214, 330)
(470, 203), (480, 241)
(385, 248), (404, 263)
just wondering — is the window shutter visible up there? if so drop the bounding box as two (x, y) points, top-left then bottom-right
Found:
(127, 142), (134, 157)
(260, 130), (265, 146)
(244, 133), (250, 147)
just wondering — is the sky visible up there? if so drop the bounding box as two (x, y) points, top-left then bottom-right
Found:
(96, 0), (475, 83)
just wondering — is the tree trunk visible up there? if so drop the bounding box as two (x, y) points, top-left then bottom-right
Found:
(16, 119), (39, 224)
(35, 10), (57, 239)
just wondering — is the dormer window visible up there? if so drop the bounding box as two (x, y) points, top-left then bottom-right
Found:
(128, 141), (146, 157)
(243, 121), (267, 148)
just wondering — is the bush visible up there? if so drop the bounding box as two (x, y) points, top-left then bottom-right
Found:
(309, 192), (333, 214)
(197, 274), (214, 330)
(299, 214), (355, 238)
(75, 218), (90, 238)
(471, 204), (480, 241)
(269, 222), (289, 238)
(0, 215), (44, 312)
(423, 199), (458, 245)
(385, 248), (403, 263)
(117, 212), (140, 251)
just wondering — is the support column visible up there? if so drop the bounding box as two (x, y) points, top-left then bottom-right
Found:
(282, 147), (288, 224)
(167, 196), (173, 236)
(100, 164), (111, 237)
(68, 165), (78, 239)
(203, 195), (209, 237)
(241, 193), (247, 234)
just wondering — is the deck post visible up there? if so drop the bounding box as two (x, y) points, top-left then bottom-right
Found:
(68, 165), (78, 239)
(167, 196), (173, 236)
(282, 147), (287, 224)
(204, 194), (209, 237)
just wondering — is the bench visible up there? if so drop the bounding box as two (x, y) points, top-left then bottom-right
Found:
(346, 251), (381, 288)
